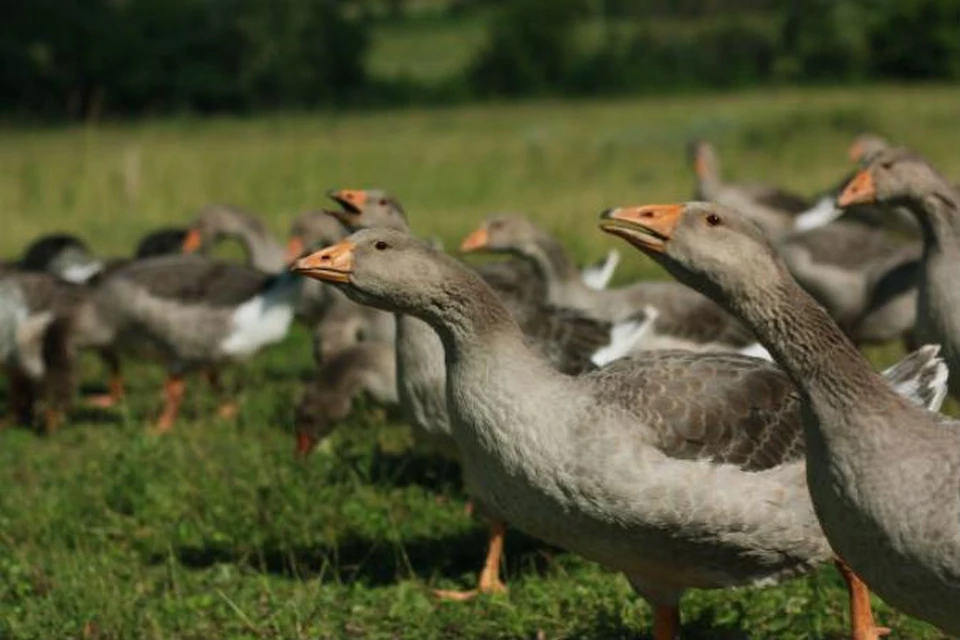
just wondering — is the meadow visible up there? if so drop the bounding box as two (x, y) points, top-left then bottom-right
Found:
(3, 85), (960, 639)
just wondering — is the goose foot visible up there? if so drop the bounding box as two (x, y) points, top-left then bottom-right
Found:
(216, 401), (238, 419)
(835, 558), (891, 640)
(87, 374), (125, 408)
(42, 408), (63, 435)
(652, 605), (680, 640)
(434, 518), (508, 602)
(149, 375), (185, 434)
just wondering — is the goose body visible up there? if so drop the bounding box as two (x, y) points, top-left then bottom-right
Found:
(600, 200), (960, 636)
(294, 228), (945, 638)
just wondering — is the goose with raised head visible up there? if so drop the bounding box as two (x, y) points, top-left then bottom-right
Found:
(322, 193), (648, 600)
(294, 227), (947, 639)
(839, 147), (960, 398)
(287, 209), (395, 353)
(460, 214), (767, 357)
(600, 201), (960, 636)
(182, 204), (288, 273)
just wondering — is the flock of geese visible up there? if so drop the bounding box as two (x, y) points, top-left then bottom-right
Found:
(3, 133), (960, 639)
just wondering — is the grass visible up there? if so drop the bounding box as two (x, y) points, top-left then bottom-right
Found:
(2, 86), (960, 639)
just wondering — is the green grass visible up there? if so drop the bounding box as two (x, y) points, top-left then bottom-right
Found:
(3, 86), (960, 639)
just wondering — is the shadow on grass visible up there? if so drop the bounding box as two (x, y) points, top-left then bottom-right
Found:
(147, 525), (557, 588)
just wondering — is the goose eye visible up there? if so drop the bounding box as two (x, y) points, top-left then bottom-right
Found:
(374, 240), (389, 251)
(706, 214), (721, 226)
(378, 198), (388, 206)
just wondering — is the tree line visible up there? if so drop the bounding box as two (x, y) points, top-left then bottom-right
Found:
(2, 0), (958, 120)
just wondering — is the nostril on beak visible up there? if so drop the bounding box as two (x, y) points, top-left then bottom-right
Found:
(641, 210), (654, 218)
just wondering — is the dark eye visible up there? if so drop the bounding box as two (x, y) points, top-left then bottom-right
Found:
(706, 214), (721, 226)
(374, 240), (389, 251)
(378, 198), (388, 206)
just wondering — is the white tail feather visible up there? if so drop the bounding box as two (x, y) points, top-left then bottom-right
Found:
(591, 306), (659, 366)
(581, 249), (621, 291)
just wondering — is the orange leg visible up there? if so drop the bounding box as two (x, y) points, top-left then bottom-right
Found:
(87, 350), (124, 408)
(204, 369), (238, 419)
(435, 518), (508, 601)
(653, 605), (680, 640)
(151, 374), (185, 433)
(835, 558), (891, 640)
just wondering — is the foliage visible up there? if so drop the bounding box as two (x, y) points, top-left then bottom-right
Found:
(0, 0), (368, 118)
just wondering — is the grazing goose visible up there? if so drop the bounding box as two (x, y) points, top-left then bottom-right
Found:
(838, 148), (960, 398)
(294, 228), (946, 639)
(0, 276), (74, 431)
(599, 201), (959, 637)
(688, 140), (811, 239)
(322, 198), (647, 600)
(83, 255), (302, 431)
(460, 215), (767, 356)
(295, 338), (398, 455)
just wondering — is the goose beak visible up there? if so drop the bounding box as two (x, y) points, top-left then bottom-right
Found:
(295, 432), (317, 456)
(599, 205), (683, 254)
(181, 228), (203, 253)
(327, 188), (367, 215)
(285, 236), (306, 262)
(292, 240), (355, 283)
(837, 170), (876, 207)
(459, 226), (489, 252)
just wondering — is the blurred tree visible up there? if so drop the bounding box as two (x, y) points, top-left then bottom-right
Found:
(868, 0), (960, 79)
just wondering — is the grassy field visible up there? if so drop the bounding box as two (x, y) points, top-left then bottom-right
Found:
(2, 86), (960, 639)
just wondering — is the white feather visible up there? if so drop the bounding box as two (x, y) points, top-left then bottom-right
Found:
(591, 306), (658, 366)
(581, 249), (621, 291)
(60, 260), (104, 284)
(793, 197), (842, 232)
(737, 342), (774, 362)
(220, 288), (296, 357)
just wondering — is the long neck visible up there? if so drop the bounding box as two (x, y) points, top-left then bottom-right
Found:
(721, 266), (898, 435)
(417, 272), (524, 364)
(233, 222), (287, 273)
(910, 191), (960, 357)
(515, 235), (588, 301)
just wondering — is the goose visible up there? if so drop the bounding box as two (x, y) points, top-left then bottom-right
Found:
(294, 338), (398, 455)
(599, 200), (960, 637)
(1, 275), (74, 431)
(322, 194), (649, 600)
(459, 214), (768, 357)
(688, 140), (811, 240)
(293, 228), (946, 639)
(182, 204), (287, 273)
(287, 209), (395, 355)
(838, 147), (960, 399)
(79, 254), (303, 431)
(16, 233), (104, 284)
(135, 227), (189, 259)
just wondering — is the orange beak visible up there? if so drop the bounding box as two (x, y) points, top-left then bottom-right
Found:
(295, 432), (317, 456)
(285, 236), (306, 262)
(181, 228), (203, 253)
(327, 188), (367, 213)
(598, 204), (684, 253)
(291, 240), (355, 283)
(459, 227), (489, 253)
(837, 170), (876, 207)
